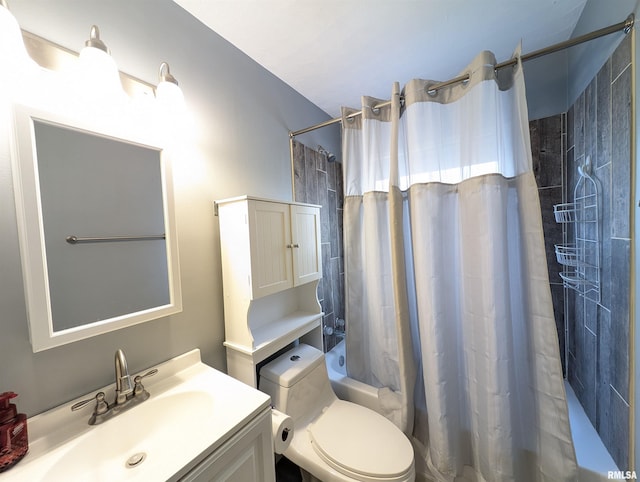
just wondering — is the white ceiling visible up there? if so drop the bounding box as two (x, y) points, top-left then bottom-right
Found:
(173, 0), (588, 118)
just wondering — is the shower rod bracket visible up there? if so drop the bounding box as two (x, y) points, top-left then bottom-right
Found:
(624, 13), (635, 34)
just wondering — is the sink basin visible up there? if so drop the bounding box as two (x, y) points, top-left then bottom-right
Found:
(46, 391), (215, 481)
(2, 350), (271, 481)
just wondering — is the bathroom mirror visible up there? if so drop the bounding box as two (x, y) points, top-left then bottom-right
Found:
(11, 103), (182, 352)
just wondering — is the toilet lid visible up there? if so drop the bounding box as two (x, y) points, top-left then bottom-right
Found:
(308, 400), (413, 479)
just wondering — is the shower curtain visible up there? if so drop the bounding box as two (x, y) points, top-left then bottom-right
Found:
(342, 50), (578, 481)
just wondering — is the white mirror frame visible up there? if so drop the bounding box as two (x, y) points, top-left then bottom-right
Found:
(10, 102), (182, 352)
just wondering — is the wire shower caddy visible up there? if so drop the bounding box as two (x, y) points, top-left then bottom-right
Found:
(553, 156), (600, 303)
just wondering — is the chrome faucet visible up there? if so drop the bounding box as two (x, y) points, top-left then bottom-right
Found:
(115, 349), (134, 405)
(71, 349), (157, 425)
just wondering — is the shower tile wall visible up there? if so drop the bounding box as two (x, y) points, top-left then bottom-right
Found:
(529, 114), (566, 376)
(292, 140), (345, 351)
(535, 35), (632, 470)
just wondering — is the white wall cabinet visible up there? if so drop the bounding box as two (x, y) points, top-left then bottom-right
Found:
(217, 196), (324, 387)
(246, 199), (321, 298)
(180, 407), (274, 482)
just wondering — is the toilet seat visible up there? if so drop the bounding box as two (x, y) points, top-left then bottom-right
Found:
(307, 400), (414, 481)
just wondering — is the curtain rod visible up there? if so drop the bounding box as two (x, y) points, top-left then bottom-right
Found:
(290, 14), (635, 138)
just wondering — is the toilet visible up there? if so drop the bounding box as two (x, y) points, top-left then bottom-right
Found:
(259, 343), (415, 482)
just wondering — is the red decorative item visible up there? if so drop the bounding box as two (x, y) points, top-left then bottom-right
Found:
(0, 392), (28, 472)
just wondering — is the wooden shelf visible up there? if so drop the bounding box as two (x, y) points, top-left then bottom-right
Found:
(225, 311), (322, 361)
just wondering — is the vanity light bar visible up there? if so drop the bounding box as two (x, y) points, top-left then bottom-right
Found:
(65, 234), (166, 244)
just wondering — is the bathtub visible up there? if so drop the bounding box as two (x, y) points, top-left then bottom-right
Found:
(325, 339), (382, 415)
(325, 340), (619, 481)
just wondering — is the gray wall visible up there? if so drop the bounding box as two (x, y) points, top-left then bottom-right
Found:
(0, 0), (340, 416)
(525, 0), (635, 121)
(567, 0), (637, 108)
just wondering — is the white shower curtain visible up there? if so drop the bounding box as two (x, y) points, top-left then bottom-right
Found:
(342, 50), (578, 481)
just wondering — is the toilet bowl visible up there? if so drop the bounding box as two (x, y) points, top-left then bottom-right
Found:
(259, 344), (415, 482)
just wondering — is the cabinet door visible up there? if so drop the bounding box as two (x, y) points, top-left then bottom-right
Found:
(248, 201), (293, 298)
(181, 409), (275, 482)
(291, 205), (322, 286)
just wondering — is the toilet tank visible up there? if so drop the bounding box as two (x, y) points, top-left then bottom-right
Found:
(259, 344), (336, 425)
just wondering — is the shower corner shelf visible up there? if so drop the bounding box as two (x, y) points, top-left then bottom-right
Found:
(553, 202), (577, 223)
(553, 157), (600, 303)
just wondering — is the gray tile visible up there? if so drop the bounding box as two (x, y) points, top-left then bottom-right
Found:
(610, 238), (630, 401)
(317, 149), (327, 173)
(297, 141), (345, 347)
(609, 386), (630, 470)
(582, 329), (597, 425)
(304, 147), (319, 204)
(585, 298), (597, 336)
(566, 288), (576, 357)
(567, 105), (574, 150)
(596, 307), (611, 441)
(337, 208), (344, 271)
(597, 163), (612, 309)
(337, 273), (345, 320)
(584, 77), (596, 165)
(596, 58), (611, 170)
(530, 120), (541, 182)
(574, 295), (585, 379)
(611, 67), (631, 238)
(538, 187), (563, 284)
(327, 159), (338, 191)
(569, 353), (585, 406)
(565, 148), (575, 246)
(321, 243), (334, 316)
(293, 140), (306, 203)
(574, 91), (585, 161)
(531, 116), (563, 188)
(318, 171), (329, 243)
(567, 350), (576, 383)
(612, 34), (632, 81)
(550, 283), (566, 375)
(336, 162), (344, 209)
(328, 190), (338, 258)
(331, 257), (342, 322)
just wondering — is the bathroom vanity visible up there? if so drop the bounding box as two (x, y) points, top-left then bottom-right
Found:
(1, 349), (275, 481)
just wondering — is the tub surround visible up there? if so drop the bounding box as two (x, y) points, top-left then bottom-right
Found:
(530, 34), (632, 471)
(292, 141), (345, 352)
(566, 34), (632, 469)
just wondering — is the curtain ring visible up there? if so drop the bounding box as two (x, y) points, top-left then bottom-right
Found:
(371, 106), (381, 115)
(425, 84), (438, 97)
